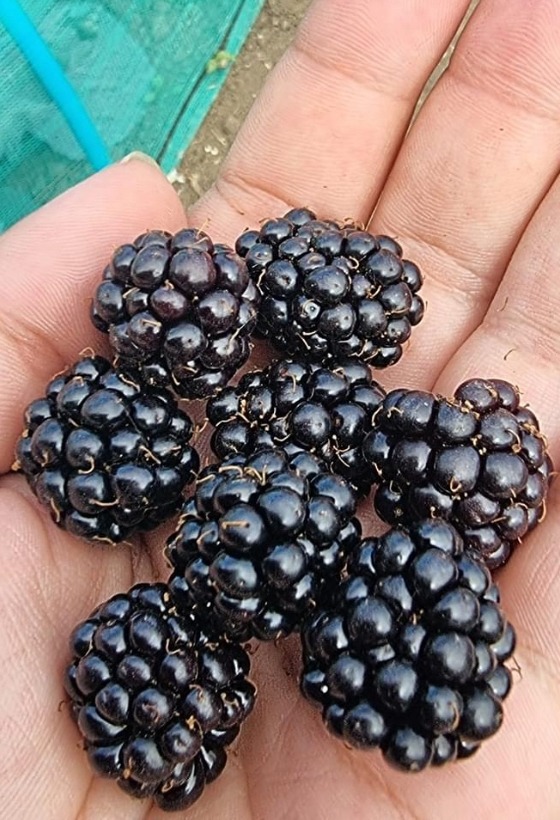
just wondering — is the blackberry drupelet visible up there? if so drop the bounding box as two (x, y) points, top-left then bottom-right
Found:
(15, 356), (199, 543)
(91, 228), (260, 399)
(64, 583), (255, 811)
(363, 378), (552, 569)
(235, 207), (424, 366)
(207, 358), (386, 495)
(300, 519), (516, 772)
(166, 448), (361, 641)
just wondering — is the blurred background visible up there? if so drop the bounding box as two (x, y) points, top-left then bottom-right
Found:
(0, 0), (477, 231)
(0, 0), (309, 230)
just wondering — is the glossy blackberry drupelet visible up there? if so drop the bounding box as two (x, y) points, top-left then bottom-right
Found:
(235, 207), (424, 367)
(65, 583), (255, 811)
(166, 448), (361, 641)
(300, 519), (516, 772)
(363, 378), (552, 570)
(207, 358), (386, 495)
(15, 356), (199, 543)
(91, 228), (260, 399)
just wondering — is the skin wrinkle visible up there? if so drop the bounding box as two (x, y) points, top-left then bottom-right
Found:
(366, 1), (560, 401)
(77, 778), (153, 820)
(335, 744), (422, 820)
(515, 637), (560, 694)
(448, 5), (560, 121)
(383, 230), (491, 305)
(502, 525), (560, 671)
(0, 585), (81, 812)
(290, 36), (416, 107)
(447, 58), (560, 129)
(479, 311), (560, 369)
(4, 0), (560, 816)
(213, 172), (294, 228)
(190, 1), (473, 234)
(0, 477), (140, 622)
(373, 89), (560, 290)
(0, 481), (164, 820)
(77, 781), (106, 820)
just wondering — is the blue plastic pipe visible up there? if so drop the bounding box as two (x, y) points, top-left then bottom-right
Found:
(0, 0), (111, 170)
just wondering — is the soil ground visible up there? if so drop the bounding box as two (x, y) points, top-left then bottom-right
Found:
(176, 0), (479, 207)
(176, 0), (312, 206)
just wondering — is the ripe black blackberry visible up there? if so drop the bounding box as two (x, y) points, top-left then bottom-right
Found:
(64, 583), (255, 812)
(363, 379), (552, 569)
(207, 358), (386, 495)
(300, 519), (516, 772)
(15, 356), (199, 543)
(235, 207), (424, 367)
(166, 448), (361, 641)
(91, 228), (260, 399)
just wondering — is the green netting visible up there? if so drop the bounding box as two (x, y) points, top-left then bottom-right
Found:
(0, 0), (265, 231)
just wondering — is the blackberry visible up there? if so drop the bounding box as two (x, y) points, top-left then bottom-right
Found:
(235, 207), (424, 366)
(91, 229), (260, 399)
(64, 583), (255, 811)
(363, 379), (552, 569)
(15, 356), (199, 543)
(300, 519), (516, 772)
(207, 358), (386, 495)
(166, 448), (361, 641)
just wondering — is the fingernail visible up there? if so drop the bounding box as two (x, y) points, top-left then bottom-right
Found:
(119, 151), (161, 169)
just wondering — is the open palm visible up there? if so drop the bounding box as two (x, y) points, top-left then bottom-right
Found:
(1, 1), (560, 817)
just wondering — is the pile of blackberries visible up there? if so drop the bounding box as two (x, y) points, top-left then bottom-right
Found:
(14, 209), (551, 811)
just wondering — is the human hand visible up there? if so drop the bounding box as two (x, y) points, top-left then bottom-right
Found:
(1, 1), (559, 817)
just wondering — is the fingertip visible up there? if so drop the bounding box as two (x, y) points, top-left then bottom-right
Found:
(0, 159), (188, 473)
(0, 158), (188, 362)
(119, 150), (162, 170)
(1, 158), (186, 252)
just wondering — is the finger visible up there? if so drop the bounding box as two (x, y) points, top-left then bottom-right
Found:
(0, 476), (155, 818)
(0, 159), (186, 472)
(0, 476), (250, 819)
(240, 642), (559, 819)
(0, 481), (255, 820)
(435, 175), (560, 464)
(370, 0), (560, 391)
(188, 0), (474, 240)
(432, 173), (560, 667)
